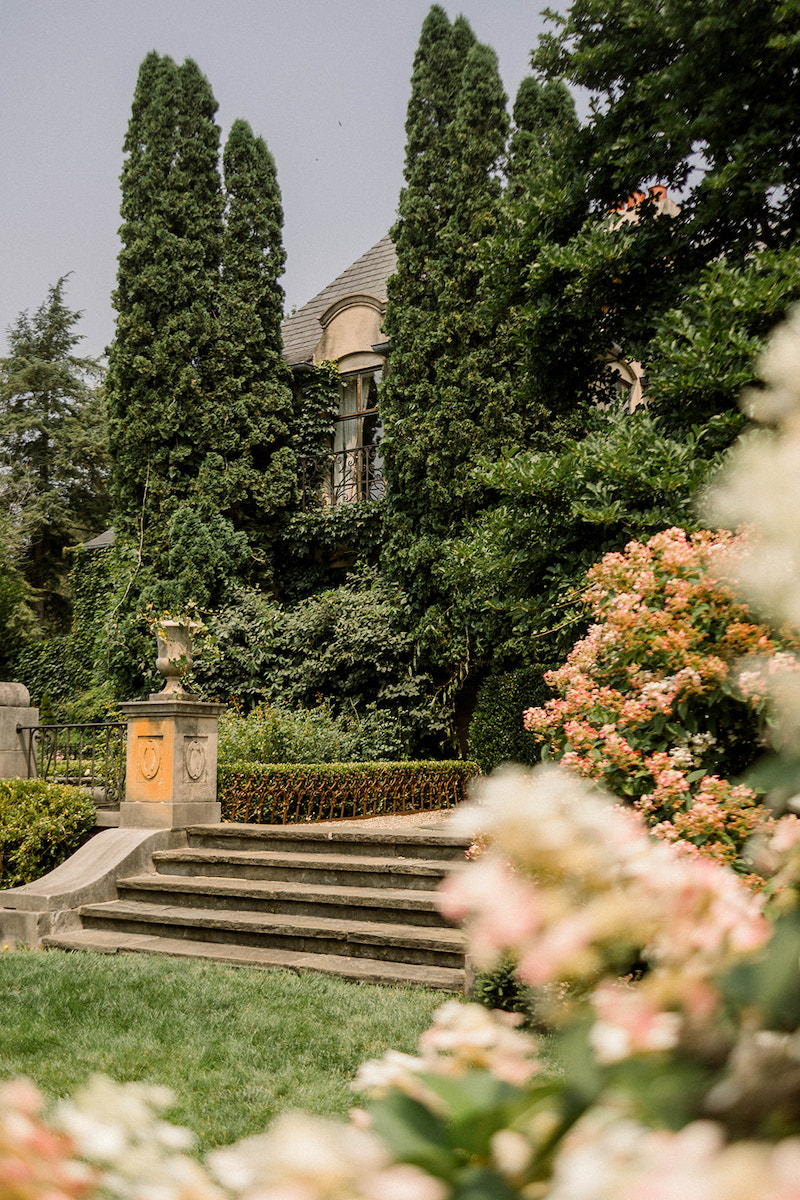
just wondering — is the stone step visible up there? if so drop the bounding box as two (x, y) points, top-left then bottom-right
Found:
(40, 928), (464, 992)
(186, 823), (469, 862)
(152, 847), (461, 890)
(76, 899), (466, 968)
(117, 873), (449, 927)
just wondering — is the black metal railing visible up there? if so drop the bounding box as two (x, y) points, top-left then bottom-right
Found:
(299, 446), (385, 510)
(19, 722), (127, 807)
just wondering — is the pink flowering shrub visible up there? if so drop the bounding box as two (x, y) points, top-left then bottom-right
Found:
(7, 303), (800, 1200)
(522, 527), (799, 871)
(5, 768), (800, 1200)
(0, 1078), (96, 1200)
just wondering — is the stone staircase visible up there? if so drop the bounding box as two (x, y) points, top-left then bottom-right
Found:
(42, 823), (470, 992)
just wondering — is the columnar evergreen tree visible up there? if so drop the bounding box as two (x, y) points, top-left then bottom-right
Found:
(214, 119), (296, 574)
(106, 53), (224, 563)
(416, 40), (508, 533)
(380, 10), (508, 592)
(0, 279), (108, 632)
(489, 74), (586, 448)
(379, 7), (475, 538)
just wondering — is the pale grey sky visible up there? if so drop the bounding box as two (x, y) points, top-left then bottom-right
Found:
(1, 0), (561, 360)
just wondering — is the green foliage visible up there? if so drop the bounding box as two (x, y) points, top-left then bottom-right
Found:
(12, 545), (122, 718)
(447, 409), (734, 665)
(0, 277), (108, 634)
(218, 760), (480, 824)
(0, 515), (35, 672)
(290, 361), (340, 458)
(107, 56), (295, 607)
(471, 958), (531, 1016)
(519, 0), (800, 445)
(281, 500), (384, 601)
(534, 0), (800, 261)
(215, 118), (297, 573)
(507, 75), (578, 195)
(0, 779), (95, 888)
(218, 701), (411, 766)
(648, 246), (800, 430)
(469, 667), (556, 774)
(107, 54), (224, 557)
(381, 15), (510, 580)
(191, 567), (447, 756)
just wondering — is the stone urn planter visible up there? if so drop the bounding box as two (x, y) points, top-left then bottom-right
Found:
(154, 620), (199, 696)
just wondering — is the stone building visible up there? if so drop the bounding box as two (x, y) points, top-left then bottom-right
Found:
(281, 235), (396, 507)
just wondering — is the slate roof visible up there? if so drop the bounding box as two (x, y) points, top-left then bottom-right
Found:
(281, 234), (396, 366)
(81, 527), (115, 550)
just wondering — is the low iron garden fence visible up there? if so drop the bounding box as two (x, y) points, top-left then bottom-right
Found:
(18, 721), (127, 807)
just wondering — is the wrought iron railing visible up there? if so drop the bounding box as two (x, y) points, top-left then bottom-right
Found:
(18, 722), (127, 807)
(299, 446), (385, 510)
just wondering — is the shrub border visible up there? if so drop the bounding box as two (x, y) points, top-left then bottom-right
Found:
(218, 760), (480, 824)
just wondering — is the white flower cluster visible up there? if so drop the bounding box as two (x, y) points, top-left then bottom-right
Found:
(546, 1107), (800, 1200)
(440, 765), (769, 1016)
(55, 1075), (221, 1200)
(353, 1000), (540, 1106)
(210, 1112), (446, 1200)
(708, 305), (800, 632)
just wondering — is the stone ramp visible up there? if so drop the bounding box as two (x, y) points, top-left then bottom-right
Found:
(42, 823), (470, 992)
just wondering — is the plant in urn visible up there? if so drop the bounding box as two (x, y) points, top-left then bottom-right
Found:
(154, 619), (199, 696)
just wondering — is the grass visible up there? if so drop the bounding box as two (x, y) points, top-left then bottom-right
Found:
(0, 949), (449, 1149)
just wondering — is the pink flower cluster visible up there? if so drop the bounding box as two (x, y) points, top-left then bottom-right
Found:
(522, 527), (797, 871)
(354, 1000), (540, 1103)
(440, 767), (770, 1030)
(547, 1111), (800, 1200)
(0, 1079), (96, 1200)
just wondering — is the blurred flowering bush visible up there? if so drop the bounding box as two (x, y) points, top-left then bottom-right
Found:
(7, 310), (800, 1199)
(522, 526), (800, 872)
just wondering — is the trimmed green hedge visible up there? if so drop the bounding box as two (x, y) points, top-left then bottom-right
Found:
(468, 666), (558, 775)
(219, 760), (480, 824)
(0, 779), (96, 889)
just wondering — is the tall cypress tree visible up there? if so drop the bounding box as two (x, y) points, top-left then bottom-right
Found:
(211, 119), (296, 575)
(421, 41), (508, 531)
(106, 53), (224, 562)
(379, 7), (472, 574)
(380, 12), (508, 591)
(486, 74), (588, 450)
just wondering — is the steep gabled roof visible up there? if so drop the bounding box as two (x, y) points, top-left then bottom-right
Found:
(281, 234), (396, 366)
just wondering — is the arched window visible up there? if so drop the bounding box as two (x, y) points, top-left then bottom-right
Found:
(329, 368), (384, 503)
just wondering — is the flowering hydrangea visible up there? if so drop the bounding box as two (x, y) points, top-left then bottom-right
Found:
(210, 1112), (447, 1200)
(522, 527), (798, 871)
(353, 1000), (541, 1106)
(0, 1077), (96, 1200)
(54, 1075), (220, 1200)
(439, 766), (770, 1017)
(9, 310), (800, 1200)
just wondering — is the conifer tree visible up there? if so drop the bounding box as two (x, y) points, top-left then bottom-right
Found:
(417, 40), (508, 533)
(380, 11), (507, 587)
(106, 53), (224, 562)
(214, 119), (296, 573)
(0, 279), (108, 631)
(487, 74), (589, 450)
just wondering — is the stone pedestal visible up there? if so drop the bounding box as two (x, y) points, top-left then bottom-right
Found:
(0, 683), (38, 779)
(119, 695), (226, 829)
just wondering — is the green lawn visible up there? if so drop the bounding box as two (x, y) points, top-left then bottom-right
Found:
(0, 949), (449, 1149)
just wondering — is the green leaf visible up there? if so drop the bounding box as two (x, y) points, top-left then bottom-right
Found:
(452, 1166), (522, 1200)
(723, 909), (800, 1029)
(367, 1094), (457, 1179)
